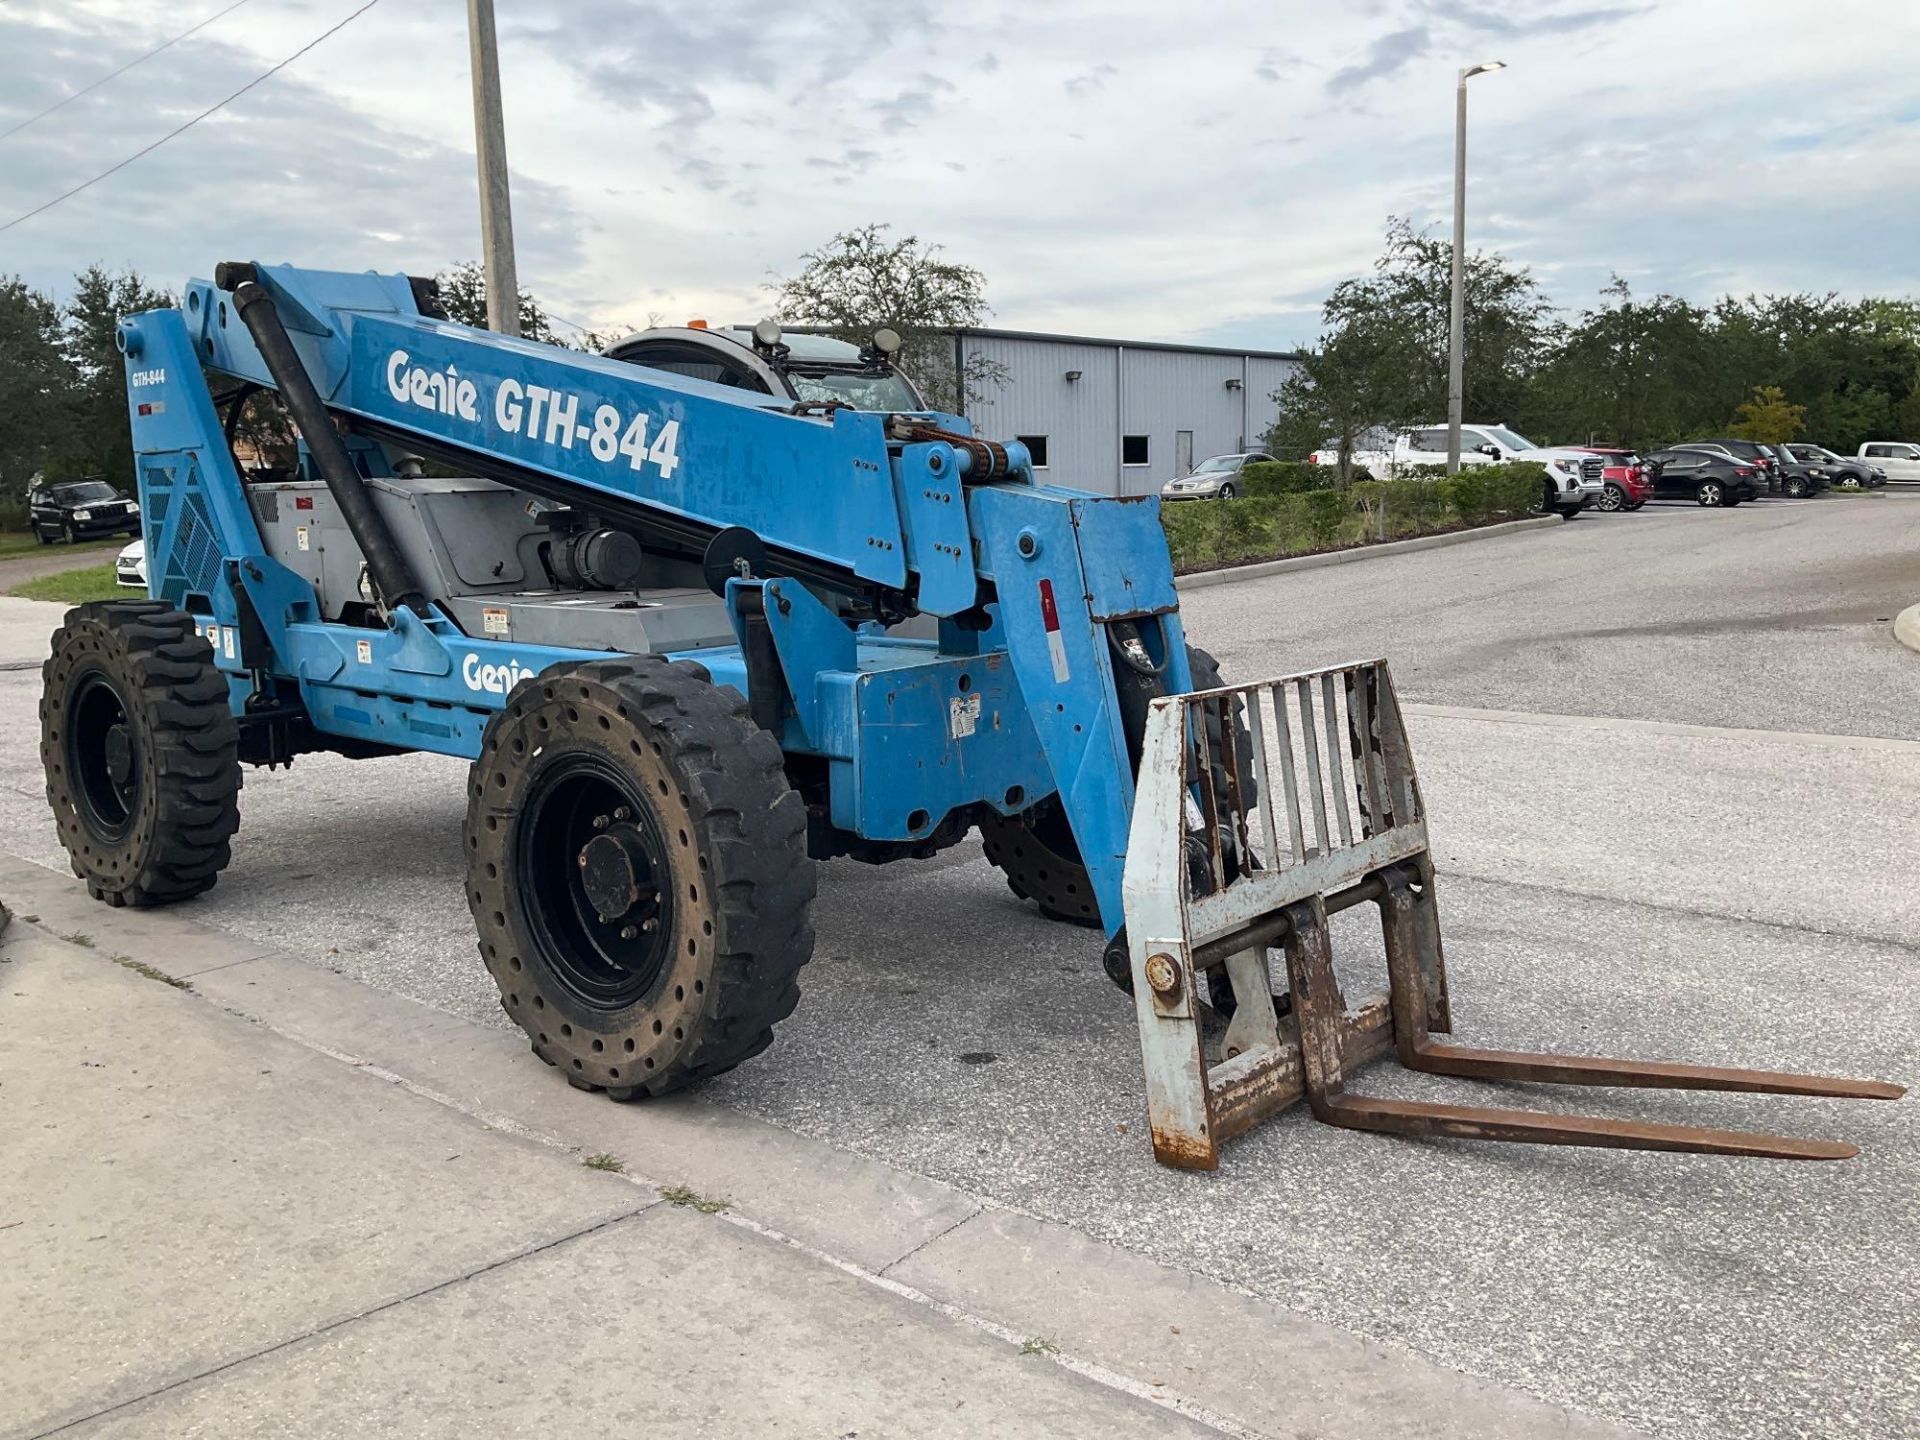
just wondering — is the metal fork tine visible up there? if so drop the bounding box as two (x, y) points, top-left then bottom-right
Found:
(1317, 1094), (1860, 1161)
(1402, 1039), (1906, 1100)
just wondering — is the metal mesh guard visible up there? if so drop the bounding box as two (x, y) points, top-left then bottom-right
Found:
(1124, 658), (1429, 957)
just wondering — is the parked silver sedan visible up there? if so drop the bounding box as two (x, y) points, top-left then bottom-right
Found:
(1160, 452), (1275, 501)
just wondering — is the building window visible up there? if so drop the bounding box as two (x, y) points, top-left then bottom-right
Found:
(1017, 435), (1049, 468)
(1122, 434), (1150, 467)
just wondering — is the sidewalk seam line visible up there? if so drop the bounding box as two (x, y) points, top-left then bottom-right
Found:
(875, 1202), (985, 1278)
(1401, 701), (1920, 751)
(1442, 867), (1920, 957)
(23, 1207), (658, 1440)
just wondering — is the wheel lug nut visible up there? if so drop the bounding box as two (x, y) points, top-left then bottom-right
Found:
(592, 814), (610, 830)
(577, 853), (588, 868)
(613, 807), (629, 821)
(620, 926), (637, 939)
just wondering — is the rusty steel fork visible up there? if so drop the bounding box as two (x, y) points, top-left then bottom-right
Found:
(1279, 863), (1905, 1161)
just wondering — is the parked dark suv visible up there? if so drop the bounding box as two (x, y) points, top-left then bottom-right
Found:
(1672, 439), (1780, 492)
(1642, 449), (1760, 507)
(28, 478), (141, 543)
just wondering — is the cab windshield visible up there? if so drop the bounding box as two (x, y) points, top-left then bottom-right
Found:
(787, 368), (924, 412)
(1192, 455), (1242, 473)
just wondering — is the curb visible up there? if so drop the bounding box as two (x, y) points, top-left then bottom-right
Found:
(1895, 602), (1920, 655)
(1174, 515), (1563, 591)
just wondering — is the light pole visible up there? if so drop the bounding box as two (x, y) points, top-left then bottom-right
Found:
(1445, 60), (1505, 475)
(467, 0), (520, 336)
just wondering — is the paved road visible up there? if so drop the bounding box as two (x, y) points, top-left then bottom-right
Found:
(0, 537), (125, 590)
(1181, 493), (1920, 740)
(1, 493), (1915, 1440)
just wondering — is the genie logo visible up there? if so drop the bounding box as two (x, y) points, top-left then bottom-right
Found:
(463, 652), (534, 696)
(387, 349), (479, 422)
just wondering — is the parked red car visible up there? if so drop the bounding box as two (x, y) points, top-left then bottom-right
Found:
(1579, 449), (1653, 511)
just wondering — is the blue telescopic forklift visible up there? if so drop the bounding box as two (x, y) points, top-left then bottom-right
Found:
(38, 263), (1900, 1167)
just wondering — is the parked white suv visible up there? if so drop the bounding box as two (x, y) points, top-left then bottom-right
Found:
(1318, 424), (1605, 517)
(1857, 441), (1920, 481)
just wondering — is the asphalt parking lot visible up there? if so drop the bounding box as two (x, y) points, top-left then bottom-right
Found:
(1, 494), (1915, 1440)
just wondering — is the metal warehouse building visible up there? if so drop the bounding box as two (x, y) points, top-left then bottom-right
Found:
(949, 328), (1302, 497)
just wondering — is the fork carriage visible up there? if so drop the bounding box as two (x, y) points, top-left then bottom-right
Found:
(1119, 659), (1902, 1170)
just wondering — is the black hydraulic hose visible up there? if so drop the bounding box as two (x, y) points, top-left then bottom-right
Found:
(224, 271), (426, 614)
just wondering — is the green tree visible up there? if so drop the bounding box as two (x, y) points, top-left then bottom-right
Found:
(768, 223), (1007, 412)
(1266, 219), (1554, 474)
(0, 276), (78, 506)
(63, 266), (173, 488)
(1528, 278), (1718, 446)
(1267, 303), (1421, 481)
(435, 261), (566, 345)
(1728, 385), (1806, 443)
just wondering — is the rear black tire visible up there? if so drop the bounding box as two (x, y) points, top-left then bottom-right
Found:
(40, 601), (241, 907)
(980, 645), (1243, 929)
(466, 658), (815, 1098)
(1697, 480), (1726, 507)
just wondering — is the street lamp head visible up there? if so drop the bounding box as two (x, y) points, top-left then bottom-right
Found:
(1463, 60), (1507, 79)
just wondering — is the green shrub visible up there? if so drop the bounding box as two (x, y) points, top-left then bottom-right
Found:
(0, 495), (28, 532)
(1240, 461), (1330, 497)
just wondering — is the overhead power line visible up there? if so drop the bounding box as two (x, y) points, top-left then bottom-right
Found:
(0, 0), (381, 238)
(0, 0), (255, 143)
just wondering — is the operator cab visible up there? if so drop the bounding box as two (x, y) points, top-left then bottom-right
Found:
(606, 322), (927, 413)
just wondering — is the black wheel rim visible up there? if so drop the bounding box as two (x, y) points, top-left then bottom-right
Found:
(514, 753), (675, 1011)
(66, 667), (139, 841)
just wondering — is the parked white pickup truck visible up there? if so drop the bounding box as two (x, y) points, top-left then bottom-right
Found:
(1312, 423), (1605, 517)
(1856, 441), (1920, 481)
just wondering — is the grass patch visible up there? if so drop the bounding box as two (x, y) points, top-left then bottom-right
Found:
(582, 1152), (626, 1173)
(1020, 1337), (1059, 1357)
(0, 531), (122, 560)
(8, 563), (126, 604)
(63, 931), (95, 949)
(659, 1184), (728, 1213)
(111, 955), (193, 991)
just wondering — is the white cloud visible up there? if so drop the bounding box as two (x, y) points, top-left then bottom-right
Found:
(0, 0), (1916, 351)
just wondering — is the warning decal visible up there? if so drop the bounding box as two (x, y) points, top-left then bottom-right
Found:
(1038, 578), (1070, 683)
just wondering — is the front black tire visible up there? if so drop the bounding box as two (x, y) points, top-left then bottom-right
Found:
(1598, 483), (1625, 512)
(1785, 476), (1809, 498)
(1218, 483), (1237, 501)
(1697, 480), (1726, 507)
(467, 658), (816, 1098)
(40, 602), (241, 907)
(61, 521), (76, 544)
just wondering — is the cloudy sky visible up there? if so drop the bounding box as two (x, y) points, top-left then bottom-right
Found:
(2, 0), (1917, 351)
